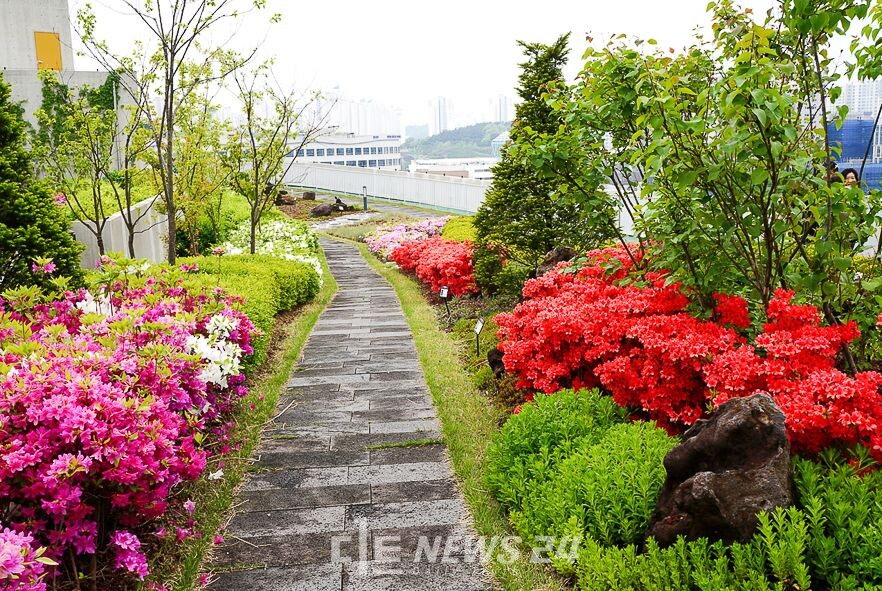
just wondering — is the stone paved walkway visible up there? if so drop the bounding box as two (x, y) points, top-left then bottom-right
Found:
(209, 238), (493, 590)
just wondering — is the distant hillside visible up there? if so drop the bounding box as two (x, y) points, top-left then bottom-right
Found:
(401, 122), (511, 164)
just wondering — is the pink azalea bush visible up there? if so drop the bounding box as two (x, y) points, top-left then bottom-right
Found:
(0, 262), (255, 586)
(364, 217), (448, 259)
(0, 525), (50, 591)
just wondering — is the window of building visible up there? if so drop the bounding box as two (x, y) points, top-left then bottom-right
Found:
(334, 161), (344, 165)
(306, 149), (315, 157)
(346, 148), (354, 155)
(369, 160), (377, 167)
(354, 147), (362, 155)
(297, 149), (305, 157)
(370, 147), (377, 155)
(358, 160), (367, 167)
(336, 148), (345, 155)
(346, 160), (356, 166)
(316, 148), (325, 156)
(378, 159), (386, 166)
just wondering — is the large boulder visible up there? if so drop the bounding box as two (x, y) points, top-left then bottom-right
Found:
(302, 191), (316, 200)
(487, 347), (506, 378)
(309, 203), (339, 217)
(275, 190), (296, 206)
(535, 246), (578, 278)
(645, 394), (793, 547)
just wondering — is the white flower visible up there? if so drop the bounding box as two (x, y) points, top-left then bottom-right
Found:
(76, 292), (113, 316)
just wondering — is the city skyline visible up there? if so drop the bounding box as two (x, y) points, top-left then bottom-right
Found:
(68, 0), (785, 134)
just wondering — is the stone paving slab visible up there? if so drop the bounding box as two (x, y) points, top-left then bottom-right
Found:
(209, 564), (343, 591)
(210, 238), (492, 590)
(370, 479), (459, 504)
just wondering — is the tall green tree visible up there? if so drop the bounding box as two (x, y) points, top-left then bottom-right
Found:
(0, 74), (82, 291)
(77, 0), (275, 264)
(473, 34), (615, 289)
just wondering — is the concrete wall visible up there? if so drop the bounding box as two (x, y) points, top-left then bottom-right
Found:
(2, 69), (119, 128)
(284, 161), (490, 214)
(71, 197), (168, 268)
(0, 0), (74, 70)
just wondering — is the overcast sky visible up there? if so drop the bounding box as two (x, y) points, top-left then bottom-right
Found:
(71, 0), (783, 128)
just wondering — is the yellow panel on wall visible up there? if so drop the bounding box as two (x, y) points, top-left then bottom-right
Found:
(34, 32), (62, 70)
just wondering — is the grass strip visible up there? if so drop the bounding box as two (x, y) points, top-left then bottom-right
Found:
(350, 238), (567, 591)
(156, 249), (338, 591)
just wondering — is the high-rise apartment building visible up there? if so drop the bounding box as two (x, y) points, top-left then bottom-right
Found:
(843, 79), (882, 117)
(431, 96), (450, 135)
(488, 94), (514, 122)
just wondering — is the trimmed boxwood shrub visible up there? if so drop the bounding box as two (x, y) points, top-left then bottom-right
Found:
(513, 421), (676, 550)
(485, 388), (627, 511)
(441, 216), (476, 242)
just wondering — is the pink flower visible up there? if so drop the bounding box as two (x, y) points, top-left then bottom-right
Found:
(183, 499), (196, 514)
(213, 534), (224, 545)
(180, 263), (199, 273)
(211, 247), (226, 256)
(31, 261), (57, 274)
(53, 192), (67, 206)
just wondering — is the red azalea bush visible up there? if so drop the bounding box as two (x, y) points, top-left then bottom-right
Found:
(390, 237), (478, 296)
(0, 266), (255, 586)
(496, 246), (882, 460)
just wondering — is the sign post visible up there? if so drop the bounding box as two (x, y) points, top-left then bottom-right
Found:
(362, 186), (368, 211)
(474, 316), (485, 356)
(439, 286), (450, 321)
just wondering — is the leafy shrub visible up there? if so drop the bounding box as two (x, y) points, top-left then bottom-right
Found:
(441, 216), (476, 242)
(0, 262), (256, 586)
(389, 237), (478, 296)
(513, 421), (676, 550)
(485, 389), (627, 510)
(0, 75), (83, 292)
(575, 508), (812, 591)
(220, 213), (322, 280)
(472, 243), (532, 298)
(794, 450), (882, 588)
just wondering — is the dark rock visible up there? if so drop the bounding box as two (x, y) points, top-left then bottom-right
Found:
(535, 246), (578, 278)
(334, 197), (354, 211)
(275, 190), (296, 206)
(302, 190), (316, 200)
(646, 394), (792, 547)
(487, 347), (506, 378)
(309, 203), (338, 217)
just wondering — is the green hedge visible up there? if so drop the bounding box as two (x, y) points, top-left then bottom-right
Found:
(513, 422), (676, 551)
(178, 254), (320, 371)
(485, 388), (627, 511)
(441, 216), (476, 242)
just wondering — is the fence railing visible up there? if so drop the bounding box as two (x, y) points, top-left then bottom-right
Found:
(71, 197), (167, 268)
(283, 161), (491, 214)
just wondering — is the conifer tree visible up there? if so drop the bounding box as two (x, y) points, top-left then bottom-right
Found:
(0, 74), (83, 291)
(473, 33), (613, 292)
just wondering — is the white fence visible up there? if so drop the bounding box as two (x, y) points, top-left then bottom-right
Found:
(283, 161), (491, 213)
(71, 197), (167, 268)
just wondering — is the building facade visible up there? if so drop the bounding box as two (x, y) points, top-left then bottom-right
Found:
(289, 133), (403, 171)
(0, 0), (128, 131)
(409, 157), (498, 180)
